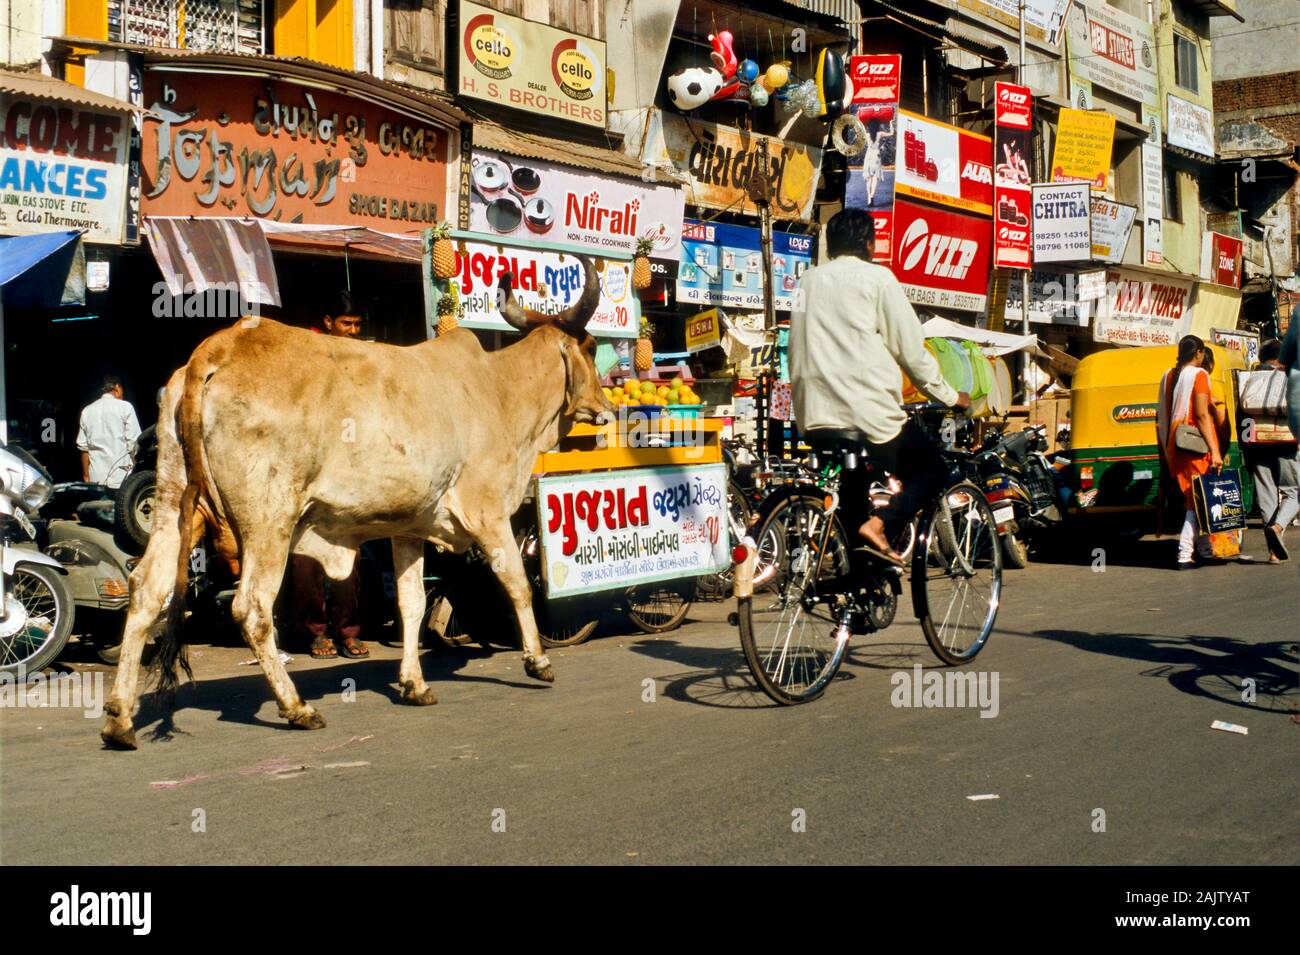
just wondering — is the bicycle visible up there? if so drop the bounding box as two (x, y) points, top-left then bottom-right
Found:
(735, 404), (1003, 704)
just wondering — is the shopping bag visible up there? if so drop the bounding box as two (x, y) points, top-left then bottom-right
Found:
(1192, 468), (1246, 535)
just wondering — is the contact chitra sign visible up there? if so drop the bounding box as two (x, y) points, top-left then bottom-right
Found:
(458, 0), (607, 129)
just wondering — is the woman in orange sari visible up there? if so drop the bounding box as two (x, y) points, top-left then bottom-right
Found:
(1157, 336), (1223, 569)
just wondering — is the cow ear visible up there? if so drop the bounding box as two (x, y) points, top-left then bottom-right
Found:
(557, 334), (583, 416)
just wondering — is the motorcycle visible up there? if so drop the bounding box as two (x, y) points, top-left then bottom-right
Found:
(975, 424), (1064, 568)
(0, 444), (74, 677)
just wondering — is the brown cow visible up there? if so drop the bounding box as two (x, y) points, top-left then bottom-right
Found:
(101, 257), (614, 749)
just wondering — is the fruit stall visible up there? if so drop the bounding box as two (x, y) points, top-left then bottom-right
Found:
(422, 228), (731, 648)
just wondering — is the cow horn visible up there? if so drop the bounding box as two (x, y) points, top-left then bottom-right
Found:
(554, 256), (601, 334)
(496, 271), (548, 331)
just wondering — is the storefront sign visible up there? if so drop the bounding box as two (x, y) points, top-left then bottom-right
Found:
(993, 82), (1034, 269)
(141, 75), (450, 229)
(451, 236), (639, 338)
(1090, 196), (1136, 263)
(536, 464), (730, 598)
(465, 148), (684, 263)
(1200, 231), (1243, 288)
(676, 218), (813, 312)
(684, 307), (722, 354)
(1063, 0), (1158, 107)
(1140, 111), (1163, 266)
(1004, 269), (1099, 326)
(890, 198), (992, 312)
(958, 0), (1070, 45)
(1210, 327), (1259, 366)
(457, 0), (607, 129)
(1094, 268), (1194, 346)
(1167, 94), (1214, 158)
(0, 93), (130, 243)
(644, 112), (823, 222)
(845, 54), (901, 262)
(1031, 182), (1091, 263)
(895, 109), (994, 216)
(1051, 108), (1115, 191)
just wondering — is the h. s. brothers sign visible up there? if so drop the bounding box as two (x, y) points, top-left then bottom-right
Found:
(0, 93), (131, 243)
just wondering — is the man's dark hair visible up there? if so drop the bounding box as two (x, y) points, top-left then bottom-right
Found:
(333, 289), (358, 317)
(101, 375), (122, 395)
(1260, 338), (1282, 364)
(1176, 334), (1204, 367)
(826, 208), (875, 260)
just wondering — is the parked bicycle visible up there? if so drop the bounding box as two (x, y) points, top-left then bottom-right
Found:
(734, 404), (1003, 704)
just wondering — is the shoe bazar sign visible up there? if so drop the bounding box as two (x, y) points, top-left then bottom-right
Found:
(895, 109), (994, 217)
(457, 0), (607, 130)
(448, 233), (640, 338)
(465, 147), (683, 263)
(0, 92), (131, 243)
(139, 73), (450, 229)
(535, 464), (730, 598)
(643, 112), (823, 222)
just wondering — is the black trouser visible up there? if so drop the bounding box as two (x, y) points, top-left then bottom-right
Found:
(839, 420), (949, 544)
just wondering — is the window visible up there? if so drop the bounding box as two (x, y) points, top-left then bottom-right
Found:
(386, 0), (446, 72)
(108, 0), (263, 54)
(1174, 33), (1199, 94)
(1164, 165), (1182, 223)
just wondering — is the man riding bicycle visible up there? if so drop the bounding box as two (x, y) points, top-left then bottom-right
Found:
(789, 208), (971, 565)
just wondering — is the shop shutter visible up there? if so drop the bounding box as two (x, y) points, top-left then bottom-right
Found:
(386, 0), (446, 71)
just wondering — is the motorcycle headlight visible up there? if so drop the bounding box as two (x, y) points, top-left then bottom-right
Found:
(20, 471), (51, 510)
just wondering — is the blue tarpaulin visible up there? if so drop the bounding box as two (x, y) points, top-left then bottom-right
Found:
(0, 231), (81, 286)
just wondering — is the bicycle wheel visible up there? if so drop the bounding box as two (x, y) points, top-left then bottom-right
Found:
(913, 482), (1002, 665)
(626, 582), (693, 633)
(738, 493), (852, 704)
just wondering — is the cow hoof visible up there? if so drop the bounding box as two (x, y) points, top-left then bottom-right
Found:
(401, 683), (438, 706)
(101, 722), (138, 750)
(524, 657), (555, 683)
(288, 708), (326, 730)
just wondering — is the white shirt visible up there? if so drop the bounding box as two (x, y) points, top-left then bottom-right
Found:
(789, 255), (959, 445)
(77, 393), (141, 488)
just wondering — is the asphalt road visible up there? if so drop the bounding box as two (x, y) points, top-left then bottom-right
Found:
(2, 530), (1297, 865)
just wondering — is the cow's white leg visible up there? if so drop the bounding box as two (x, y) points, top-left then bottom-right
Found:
(476, 520), (554, 684)
(232, 542), (324, 730)
(101, 512), (189, 749)
(392, 537), (436, 705)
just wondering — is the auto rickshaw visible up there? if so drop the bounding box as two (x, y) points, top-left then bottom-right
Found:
(1065, 343), (1254, 535)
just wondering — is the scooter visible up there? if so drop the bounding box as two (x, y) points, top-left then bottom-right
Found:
(975, 424), (1064, 568)
(0, 444), (74, 677)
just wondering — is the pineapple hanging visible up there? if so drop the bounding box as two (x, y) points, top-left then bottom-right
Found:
(632, 237), (654, 290)
(634, 316), (654, 372)
(436, 281), (460, 336)
(431, 222), (458, 280)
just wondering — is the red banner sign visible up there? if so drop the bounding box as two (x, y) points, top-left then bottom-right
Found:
(1201, 231), (1243, 288)
(993, 82), (1033, 269)
(896, 109), (994, 216)
(845, 54), (902, 263)
(891, 198), (993, 312)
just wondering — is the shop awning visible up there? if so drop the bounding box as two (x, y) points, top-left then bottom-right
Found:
(257, 222), (423, 262)
(0, 231), (81, 286)
(472, 121), (666, 181)
(921, 316), (1037, 356)
(144, 217), (281, 307)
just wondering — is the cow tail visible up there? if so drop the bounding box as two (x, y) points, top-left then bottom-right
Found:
(150, 360), (210, 702)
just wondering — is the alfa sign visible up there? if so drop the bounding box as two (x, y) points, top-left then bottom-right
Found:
(895, 110), (994, 216)
(891, 198), (992, 312)
(458, 0), (607, 129)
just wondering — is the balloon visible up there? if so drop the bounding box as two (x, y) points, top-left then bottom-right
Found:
(765, 63), (790, 90)
(749, 81), (769, 108)
(814, 48), (846, 121)
(738, 59), (760, 84)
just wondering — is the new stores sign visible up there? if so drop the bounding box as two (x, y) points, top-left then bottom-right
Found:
(457, 0), (607, 129)
(1063, 0), (1158, 107)
(1093, 268), (1194, 346)
(0, 93), (130, 243)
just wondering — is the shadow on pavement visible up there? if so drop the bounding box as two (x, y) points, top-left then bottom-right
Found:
(1018, 628), (1299, 716)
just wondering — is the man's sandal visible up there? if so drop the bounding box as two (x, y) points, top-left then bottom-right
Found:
(310, 635), (338, 659)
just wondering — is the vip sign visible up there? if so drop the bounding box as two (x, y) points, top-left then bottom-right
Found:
(895, 110), (994, 216)
(891, 199), (993, 312)
(846, 54), (902, 263)
(993, 82), (1034, 269)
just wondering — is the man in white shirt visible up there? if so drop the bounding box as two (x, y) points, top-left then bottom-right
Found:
(76, 375), (141, 488)
(789, 208), (969, 563)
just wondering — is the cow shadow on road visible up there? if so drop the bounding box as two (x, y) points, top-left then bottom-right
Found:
(130, 647), (547, 740)
(1019, 628), (1299, 716)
